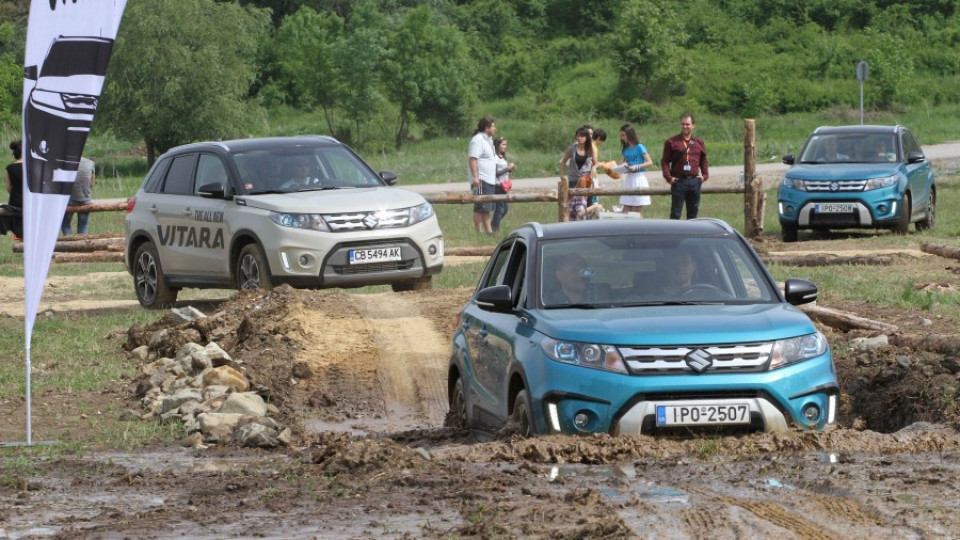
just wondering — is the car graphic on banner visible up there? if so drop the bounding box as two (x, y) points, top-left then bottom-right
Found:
(24, 35), (113, 195)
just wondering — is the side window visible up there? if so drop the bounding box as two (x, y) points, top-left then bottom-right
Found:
(479, 240), (513, 291)
(195, 154), (229, 194)
(901, 131), (922, 157)
(160, 154), (198, 195)
(504, 242), (528, 308)
(143, 157), (171, 193)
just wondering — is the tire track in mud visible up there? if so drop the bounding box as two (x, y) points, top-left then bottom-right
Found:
(717, 497), (842, 540)
(349, 292), (450, 427)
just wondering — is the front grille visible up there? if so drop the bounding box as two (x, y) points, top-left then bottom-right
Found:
(620, 343), (772, 374)
(332, 260), (415, 275)
(803, 180), (866, 192)
(323, 208), (411, 232)
(639, 390), (760, 401)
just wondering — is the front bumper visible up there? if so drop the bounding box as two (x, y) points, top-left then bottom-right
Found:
(777, 187), (904, 229)
(262, 216), (444, 288)
(527, 352), (838, 435)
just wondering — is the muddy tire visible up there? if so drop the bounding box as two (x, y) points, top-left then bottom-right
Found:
(447, 378), (468, 429)
(894, 193), (911, 235)
(511, 390), (535, 437)
(391, 275), (433, 292)
(781, 224), (798, 243)
(133, 241), (178, 309)
(916, 189), (935, 231)
(237, 243), (272, 291)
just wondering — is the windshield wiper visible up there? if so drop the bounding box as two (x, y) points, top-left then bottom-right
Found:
(248, 189), (286, 195)
(619, 301), (722, 307)
(544, 303), (598, 309)
(294, 186), (343, 192)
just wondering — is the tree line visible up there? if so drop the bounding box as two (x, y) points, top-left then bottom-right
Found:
(0, 0), (957, 161)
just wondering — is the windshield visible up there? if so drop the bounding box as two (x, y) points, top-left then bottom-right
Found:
(41, 39), (113, 77)
(799, 133), (898, 164)
(539, 235), (776, 307)
(233, 145), (384, 194)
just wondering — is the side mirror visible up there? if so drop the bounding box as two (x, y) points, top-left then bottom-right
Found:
(476, 285), (514, 313)
(784, 278), (818, 306)
(907, 151), (925, 164)
(380, 170), (398, 186)
(197, 182), (226, 199)
(24, 65), (37, 80)
(782, 154), (795, 165)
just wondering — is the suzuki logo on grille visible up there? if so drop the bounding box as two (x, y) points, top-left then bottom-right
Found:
(829, 182), (840, 192)
(362, 214), (380, 229)
(685, 349), (713, 373)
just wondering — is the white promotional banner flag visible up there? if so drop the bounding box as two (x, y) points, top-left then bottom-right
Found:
(19, 0), (127, 444)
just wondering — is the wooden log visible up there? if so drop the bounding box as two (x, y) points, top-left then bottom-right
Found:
(890, 333), (960, 354)
(764, 255), (893, 266)
(920, 242), (960, 260)
(65, 200), (128, 213)
(559, 178), (569, 222)
(799, 304), (899, 333)
(426, 192), (558, 204)
(58, 233), (123, 242)
(744, 119), (761, 239)
(52, 251), (125, 263)
(13, 237), (124, 253)
(444, 246), (495, 257)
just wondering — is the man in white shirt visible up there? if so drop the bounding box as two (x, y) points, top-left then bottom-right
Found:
(467, 116), (497, 234)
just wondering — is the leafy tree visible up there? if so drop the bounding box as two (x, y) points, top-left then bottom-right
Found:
(99, 0), (271, 163)
(271, 7), (344, 134)
(0, 20), (24, 131)
(612, 0), (689, 106)
(334, 0), (389, 148)
(384, 6), (473, 146)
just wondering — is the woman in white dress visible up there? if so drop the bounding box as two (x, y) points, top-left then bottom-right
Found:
(610, 123), (653, 216)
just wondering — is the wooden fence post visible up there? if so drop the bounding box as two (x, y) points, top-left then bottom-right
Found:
(743, 119), (763, 239)
(558, 178), (569, 222)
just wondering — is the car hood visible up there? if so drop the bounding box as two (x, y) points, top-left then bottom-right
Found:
(238, 187), (427, 213)
(529, 303), (817, 345)
(785, 163), (901, 180)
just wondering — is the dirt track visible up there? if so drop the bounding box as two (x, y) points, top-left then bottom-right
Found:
(4, 274), (960, 538)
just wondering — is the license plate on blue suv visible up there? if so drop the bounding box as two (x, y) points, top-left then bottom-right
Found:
(349, 247), (401, 264)
(815, 202), (856, 213)
(656, 403), (750, 426)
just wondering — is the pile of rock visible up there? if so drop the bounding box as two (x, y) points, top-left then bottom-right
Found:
(130, 338), (291, 449)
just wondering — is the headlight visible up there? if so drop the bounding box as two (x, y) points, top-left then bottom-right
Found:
(408, 202), (434, 225)
(863, 175), (898, 191)
(541, 338), (627, 374)
(780, 176), (806, 191)
(30, 89), (65, 109)
(768, 332), (828, 370)
(269, 211), (330, 232)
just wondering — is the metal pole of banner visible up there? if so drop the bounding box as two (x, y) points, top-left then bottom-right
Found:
(26, 345), (32, 445)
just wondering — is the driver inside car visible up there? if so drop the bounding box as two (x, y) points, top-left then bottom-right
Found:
(280, 159), (319, 190)
(662, 249), (698, 295)
(544, 254), (592, 305)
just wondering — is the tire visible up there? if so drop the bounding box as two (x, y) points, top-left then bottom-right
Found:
(447, 378), (468, 429)
(510, 389), (535, 437)
(894, 193), (911, 235)
(133, 241), (177, 309)
(916, 188), (935, 231)
(391, 275), (432, 292)
(236, 243), (272, 291)
(781, 224), (798, 243)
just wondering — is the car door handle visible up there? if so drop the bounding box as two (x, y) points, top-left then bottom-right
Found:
(149, 205), (159, 214)
(182, 208), (193, 216)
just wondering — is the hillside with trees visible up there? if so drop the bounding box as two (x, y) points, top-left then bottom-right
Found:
(0, 0), (957, 158)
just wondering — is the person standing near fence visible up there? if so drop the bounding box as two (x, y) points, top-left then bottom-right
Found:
(1, 139), (24, 239)
(491, 136), (515, 234)
(61, 156), (96, 235)
(467, 116), (498, 234)
(559, 126), (596, 190)
(661, 114), (709, 220)
(613, 123), (653, 216)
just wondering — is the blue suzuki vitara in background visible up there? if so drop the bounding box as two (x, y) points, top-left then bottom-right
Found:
(777, 125), (935, 242)
(447, 219), (838, 437)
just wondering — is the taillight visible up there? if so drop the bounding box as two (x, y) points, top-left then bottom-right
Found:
(125, 196), (136, 213)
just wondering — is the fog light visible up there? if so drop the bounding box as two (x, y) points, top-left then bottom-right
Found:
(877, 204), (888, 214)
(299, 255), (309, 266)
(785, 205), (794, 214)
(802, 404), (820, 422)
(428, 244), (437, 255)
(574, 412), (590, 429)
